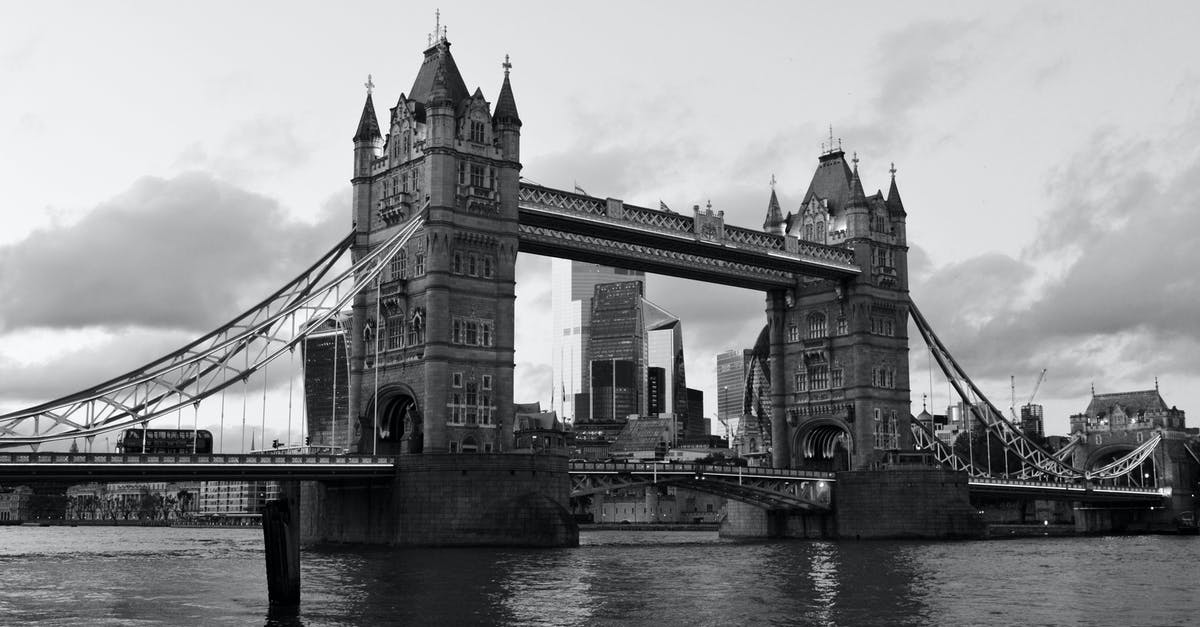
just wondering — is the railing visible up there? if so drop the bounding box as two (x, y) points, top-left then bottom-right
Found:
(0, 452), (397, 466)
(518, 183), (858, 268)
(567, 461), (835, 480)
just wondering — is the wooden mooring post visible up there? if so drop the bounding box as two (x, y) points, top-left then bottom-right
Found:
(262, 482), (300, 608)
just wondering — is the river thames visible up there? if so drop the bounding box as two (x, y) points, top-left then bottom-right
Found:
(0, 526), (1194, 626)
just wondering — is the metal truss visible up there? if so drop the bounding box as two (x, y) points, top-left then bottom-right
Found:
(518, 224), (796, 290)
(517, 183), (860, 279)
(0, 217), (426, 449)
(569, 462), (832, 511)
(909, 300), (1160, 482)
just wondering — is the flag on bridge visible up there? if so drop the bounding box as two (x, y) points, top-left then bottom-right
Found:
(574, 181), (588, 196)
(659, 200), (671, 212)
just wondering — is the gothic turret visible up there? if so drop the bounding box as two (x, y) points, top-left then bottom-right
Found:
(844, 154), (870, 237)
(886, 163), (906, 216)
(493, 55), (521, 162)
(763, 185), (785, 235)
(353, 87), (382, 180)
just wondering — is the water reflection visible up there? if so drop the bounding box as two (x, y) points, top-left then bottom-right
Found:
(1, 527), (1196, 626)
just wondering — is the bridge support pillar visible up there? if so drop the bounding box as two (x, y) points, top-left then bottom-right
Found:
(301, 454), (578, 546)
(262, 481), (301, 609)
(719, 500), (831, 539)
(767, 290), (791, 468)
(834, 469), (985, 539)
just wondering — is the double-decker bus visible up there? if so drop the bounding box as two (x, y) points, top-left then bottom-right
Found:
(117, 429), (214, 455)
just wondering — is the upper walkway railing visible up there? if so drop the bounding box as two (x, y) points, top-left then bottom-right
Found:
(517, 183), (860, 288)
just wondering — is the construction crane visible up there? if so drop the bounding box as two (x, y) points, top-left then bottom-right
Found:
(1025, 368), (1047, 408)
(1009, 368), (1048, 422)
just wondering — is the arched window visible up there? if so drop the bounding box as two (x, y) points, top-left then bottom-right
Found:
(808, 313), (826, 339)
(391, 249), (406, 281)
(462, 436), (478, 453)
(408, 309), (424, 345)
(386, 312), (405, 350)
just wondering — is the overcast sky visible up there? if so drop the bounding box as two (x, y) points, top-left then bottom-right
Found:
(2, 1), (1199, 445)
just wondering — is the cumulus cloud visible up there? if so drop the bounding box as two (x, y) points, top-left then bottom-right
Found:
(0, 172), (345, 333)
(911, 123), (1200, 404)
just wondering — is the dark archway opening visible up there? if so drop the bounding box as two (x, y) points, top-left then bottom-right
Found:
(796, 424), (851, 472)
(376, 394), (423, 454)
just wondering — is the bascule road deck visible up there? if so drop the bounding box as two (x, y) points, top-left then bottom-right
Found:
(0, 452), (397, 481)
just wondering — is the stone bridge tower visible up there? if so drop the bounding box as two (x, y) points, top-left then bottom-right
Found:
(344, 35), (522, 455)
(764, 149), (910, 470)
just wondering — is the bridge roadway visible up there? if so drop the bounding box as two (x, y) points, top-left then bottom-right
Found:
(568, 461), (1166, 508)
(0, 453), (1167, 506)
(0, 452), (396, 481)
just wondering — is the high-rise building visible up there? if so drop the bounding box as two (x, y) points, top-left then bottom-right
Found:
(1020, 404), (1045, 439)
(551, 260), (645, 424)
(589, 281), (647, 422)
(645, 299), (688, 421)
(716, 349), (754, 438)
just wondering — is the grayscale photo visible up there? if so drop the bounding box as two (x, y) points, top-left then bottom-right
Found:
(0, 2), (1197, 625)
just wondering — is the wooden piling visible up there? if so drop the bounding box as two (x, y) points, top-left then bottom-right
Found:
(262, 482), (300, 607)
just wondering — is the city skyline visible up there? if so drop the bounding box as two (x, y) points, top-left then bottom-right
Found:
(3, 2), (1200, 439)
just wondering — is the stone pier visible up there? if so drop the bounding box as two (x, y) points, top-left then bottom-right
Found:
(301, 453), (578, 547)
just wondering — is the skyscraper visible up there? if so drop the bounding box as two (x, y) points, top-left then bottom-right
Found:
(550, 259), (644, 423)
(589, 281), (647, 422)
(716, 348), (753, 438)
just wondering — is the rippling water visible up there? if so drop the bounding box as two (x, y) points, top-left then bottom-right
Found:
(0, 526), (1195, 626)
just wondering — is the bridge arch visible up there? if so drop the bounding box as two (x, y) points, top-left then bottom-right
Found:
(793, 418), (853, 472)
(1086, 442), (1156, 486)
(360, 383), (423, 454)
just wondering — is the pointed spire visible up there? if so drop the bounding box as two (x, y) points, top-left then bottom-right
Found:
(886, 161), (906, 215)
(493, 53), (521, 127)
(353, 85), (381, 142)
(847, 152), (868, 209)
(763, 176), (785, 234)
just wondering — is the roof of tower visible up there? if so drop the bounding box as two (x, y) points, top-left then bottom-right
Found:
(846, 159), (869, 210)
(409, 40), (471, 110)
(353, 92), (381, 142)
(887, 168), (907, 216)
(493, 64), (521, 126)
(801, 150), (854, 214)
(763, 188), (784, 231)
(642, 298), (680, 330)
(1085, 390), (1171, 417)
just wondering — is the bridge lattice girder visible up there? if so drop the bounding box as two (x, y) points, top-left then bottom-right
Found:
(569, 463), (832, 511)
(517, 183), (860, 289)
(0, 217), (426, 448)
(910, 300), (1163, 482)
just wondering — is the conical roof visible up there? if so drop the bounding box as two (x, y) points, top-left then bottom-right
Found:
(353, 93), (381, 142)
(801, 150), (854, 214)
(887, 171), (906, 216)
(409, 40), (470, 109)
(846, 162), (868, 210)
(763, 188), (784, 231)
(494, 69), (521, 126)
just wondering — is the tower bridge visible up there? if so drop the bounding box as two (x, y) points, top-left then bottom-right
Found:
(0, 27), (1196, 583)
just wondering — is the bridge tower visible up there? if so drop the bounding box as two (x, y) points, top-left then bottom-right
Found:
(342, 34), (522, 456)
(767, 149), (911, 470)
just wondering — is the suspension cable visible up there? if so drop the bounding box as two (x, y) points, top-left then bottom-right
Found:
(287, 316), (295, 449)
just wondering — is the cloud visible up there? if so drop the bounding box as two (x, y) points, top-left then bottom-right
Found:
(172, 115), (311, 184)
(911, 121), (1200, 404)
(0, 172), (345, 333)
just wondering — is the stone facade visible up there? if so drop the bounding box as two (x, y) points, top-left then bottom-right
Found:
(345, 35), (521, 458)
(764, 151), (911, 470)
(301, 454), (577, 547)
